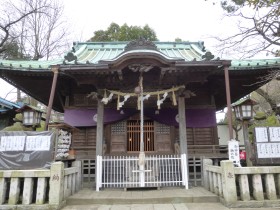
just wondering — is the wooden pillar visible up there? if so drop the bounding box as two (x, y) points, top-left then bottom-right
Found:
(224, 65), (233, 139)
(178, 96), (187, 155)
(45, 66), (59, 130)
(95, 99), (104, 187)
(96, 99), (104, 156)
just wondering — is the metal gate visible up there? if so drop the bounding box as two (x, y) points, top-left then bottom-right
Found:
(95, 154), (188, 191)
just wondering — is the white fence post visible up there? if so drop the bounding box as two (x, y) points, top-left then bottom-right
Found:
(96, 155), (102, 191)
(181, 154), (188, 189)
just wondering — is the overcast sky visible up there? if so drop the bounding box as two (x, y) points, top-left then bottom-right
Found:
(64, 0), (231, 48)
(1, 0), (234, 104)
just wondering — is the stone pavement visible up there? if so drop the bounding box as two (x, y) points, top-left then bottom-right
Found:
(61, 187), (279, 210)
(61, 203), (279, 210)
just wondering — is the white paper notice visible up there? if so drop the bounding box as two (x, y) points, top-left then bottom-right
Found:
(228, 140), (240, 163)
(0, 136), (26, 151)
(257, 143), (280, 158)
(26, 136), (51, 151)
(255, 127), (269, 143)
(269, 127), (280, 142)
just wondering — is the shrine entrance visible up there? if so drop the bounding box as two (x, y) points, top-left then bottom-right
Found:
(127, 120), (155, 152)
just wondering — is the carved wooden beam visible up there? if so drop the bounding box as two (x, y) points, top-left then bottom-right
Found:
(128, 64), (153, 73)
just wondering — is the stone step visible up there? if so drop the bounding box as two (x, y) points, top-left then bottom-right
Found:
(66, 187), (219, 206)
(61, 203), (189, 210)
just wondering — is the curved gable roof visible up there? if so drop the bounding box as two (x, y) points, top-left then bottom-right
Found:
(63, 40), (207, 65)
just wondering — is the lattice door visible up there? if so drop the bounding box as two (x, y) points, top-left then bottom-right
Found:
(127, 120), (154, 152)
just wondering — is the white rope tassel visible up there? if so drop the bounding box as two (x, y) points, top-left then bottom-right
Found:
(172, 90), (177, 106)
(118, 94), (131, 108)
(101, 92), (113, 104)
(157, 92), (168, 109)
(142, 94), (150, 101)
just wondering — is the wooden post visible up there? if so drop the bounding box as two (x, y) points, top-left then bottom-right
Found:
(243, 120), (253, 166)
(95, 99), (104, 186)
(45, 66), (59, 130)
(178, 97), (187, 154)
(224, 65), (233, 139)
(178, 96), (188, 189)
(96, 99), (104, 156)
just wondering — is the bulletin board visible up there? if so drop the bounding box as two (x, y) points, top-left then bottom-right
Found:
(0, 131), (55, 169)
(255, 127), (280, 165)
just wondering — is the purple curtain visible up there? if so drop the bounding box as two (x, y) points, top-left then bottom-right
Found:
(64, 108), (217, 128)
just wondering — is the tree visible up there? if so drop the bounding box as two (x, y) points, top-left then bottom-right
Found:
(16, 0), (70, 60)
(250, 71), (280, 116)
(0, 0), (44, 56)
(0, 0), (70, 60)
(210, 0), (280, 58)
(0, 40), (24, 59)
(89, 23), (158, 42)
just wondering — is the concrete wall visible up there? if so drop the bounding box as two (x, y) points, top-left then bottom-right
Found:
(217, 124), (244, 146)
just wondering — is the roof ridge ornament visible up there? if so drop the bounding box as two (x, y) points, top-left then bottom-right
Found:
(64, 52), (77, 63)
(124, 38), (158, 52)
(202, 51), (215, 61)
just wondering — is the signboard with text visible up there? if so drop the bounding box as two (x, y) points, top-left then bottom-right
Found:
(0, 131), (55, 170)
(228, 139), (241, 166)
(255, 127), (280, 165)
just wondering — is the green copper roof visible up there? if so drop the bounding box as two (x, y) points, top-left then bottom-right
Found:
(0, 59), (62, 70)
(0, 41), (280, 70)
(63, 41), (207, 64)
(230, 59), (280, 70)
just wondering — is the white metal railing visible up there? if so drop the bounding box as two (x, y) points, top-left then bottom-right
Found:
(96, 154), (188, 191)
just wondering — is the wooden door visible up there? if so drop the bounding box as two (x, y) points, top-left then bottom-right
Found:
(127, 120), (154, 152)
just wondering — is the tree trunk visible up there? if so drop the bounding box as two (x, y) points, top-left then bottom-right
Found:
(255, 88), (280, 115)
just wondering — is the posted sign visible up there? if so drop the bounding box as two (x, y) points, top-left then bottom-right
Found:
(228, 139), (241, 166)
(255, 127), (280, 165)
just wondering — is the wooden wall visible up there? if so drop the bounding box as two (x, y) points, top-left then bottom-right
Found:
(72, 127), (96, 159)
(71, 123), (219, 159)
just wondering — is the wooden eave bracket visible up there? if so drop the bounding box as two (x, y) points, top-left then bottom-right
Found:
(159, 67), (176, 84)
(117, 69), (123, 80)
